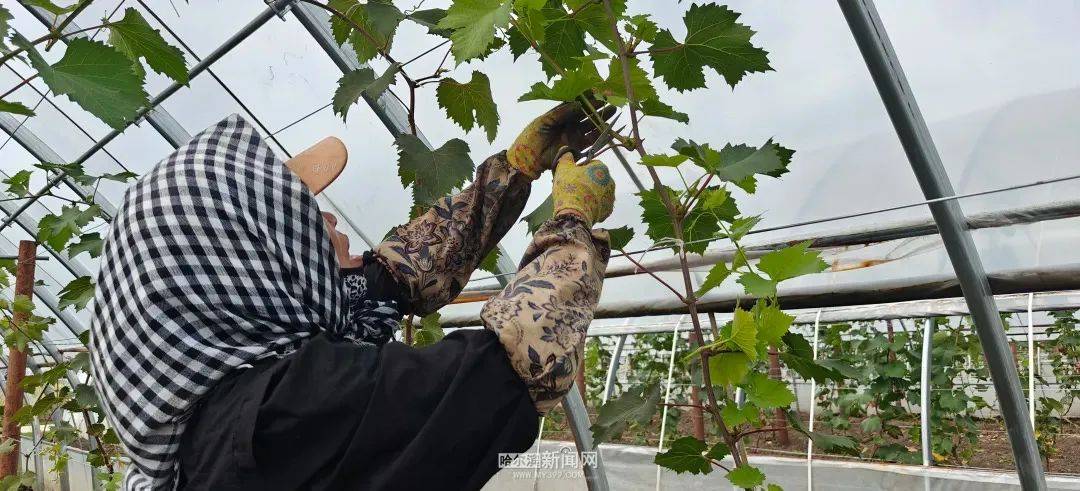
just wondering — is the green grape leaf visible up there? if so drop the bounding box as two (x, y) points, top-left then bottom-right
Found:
(695, 261), (730, 297)
(726, 465), (766, 489)
(2, 170), (32, 197)
(0, 5), (13, 52)
(365, 1), (405, 39)
(817, 359), (861, 379)
(437, 71), (499, 142)
(639, 153), (687, 167)
(58, 276), (94, 311)
(640, 98), (689, 123)
(521, 194), (554, 234)
(757, 240), (827, 282)
(778, 353), (843, 384)
(396, 135), (473, 206)
(437, 0), (512, 63)
(599, 58), (656, 105)
(785, 410), (859, 453)
(756, 302), (794, 346)
(23, 0), (77, 15)
(625, 14), (658, 43)
(538, 10), (586, 76)
(860, 415), (882, 433)
(329, 0), (396, 63)
(697, 187), (737, 221)
(737, 271), (775, 297)
(333, 64), (399, 121)
(638, 186), (723, 255)
(407, 9), (450, 37)
(768, 484), (784, 491)
(743, 372), (794, 410)
(708, 351), (749, 387)
(713, 140), (787, 184)
(515, 0), (546, 10)
(37, 204), (101, 251)
(728, 215), (761, 241)
(413, 312), (445, 348)
(653, 436), (711, 475)
(17, 37), (149, 130)
(73, 383), (99, 409)
(565, 0), (624, 52)
(591, 381), (662, 443)
(506, 27), (531, 60)
(478, 247), (501, 274)
(518, 64), (601, 102)
(729, 307), (757, 358)
(606, 225), (634, 250)
(706, 442), (730, 460)
(720, 402), (758, 427)
(650, 3), (771, 91)
(0, 100), (35, 116)
(107, 8), (189, 84)
(67, 232), (104, 259)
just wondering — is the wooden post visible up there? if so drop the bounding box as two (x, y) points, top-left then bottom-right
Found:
(1, 241), (36, 478)
(767, 347), (790, 446)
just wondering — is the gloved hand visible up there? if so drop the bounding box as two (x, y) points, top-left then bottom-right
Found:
(552, 151), (615, 227)
(508, 100), (614, 180)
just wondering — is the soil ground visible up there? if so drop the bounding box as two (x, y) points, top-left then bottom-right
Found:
(541, 407), (1080, 475)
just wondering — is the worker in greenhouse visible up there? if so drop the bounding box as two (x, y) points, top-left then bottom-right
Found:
(88, 103), (616, 490)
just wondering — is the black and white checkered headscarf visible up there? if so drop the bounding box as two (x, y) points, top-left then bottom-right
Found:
(90, 115), (352, 489)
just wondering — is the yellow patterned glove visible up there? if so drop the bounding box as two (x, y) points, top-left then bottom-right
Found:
(552, 152), (615, 227)
(508, 101), (613, 180)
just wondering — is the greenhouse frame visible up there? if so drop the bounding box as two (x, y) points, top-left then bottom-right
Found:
(0, 0), (1079, 489)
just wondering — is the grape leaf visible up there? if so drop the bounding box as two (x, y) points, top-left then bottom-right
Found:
(695, 261), (730, 297)
(778, 353), (843, 383)
(367, 63), (401, 100)
(606, 225), (634, 250)
(23, 0), (76, 15)
(757, 240), (828, 282)
(521, 194), (554, 234)
(729, 307), (757, 359)
(538, 9), (586, 76)
(650, 3), (771, 91)
(726, 465), (766, 489)
(67, 232), (104, 259)
(708, 351), (749, 387)
(332, 68), (376, 120)
(599, 58), (656, 105)
(640, 98), (688, 123)
(107, 8), (188, 84)
(395, 135), (473, 206)
(638, 186), (723, 254)
(17, 37), (149, 130)
(519, 64), (601, 102)
(329, 0), (395, 63)
(653, 436), (711, 475)
(37, 204), (101, 251)
(625, 14), (658, 43)
(437, 71), (499, 142)
(413, 312), (445, 348)
(478, 247), (501, 274)
(743, 372), (794, 410)
(0, 100), (34, 116)
(706, 442), (730, 461)
(755, 302), (794, 346)
(365, 1), (405, 39)
(402, 10), (445, 39)
(565, 0), (625, 52)
(720, 402), (758, 427)
(639, 153), (686, 167)
(2, 170), (32, 197)
(58, 276), (94, 311)
(591, 381), (661, 443)
(515, 0), (546, 10)
(438, 0), (512, 63)
(736, 271), (775, 297)
(785, 410), (859, 453)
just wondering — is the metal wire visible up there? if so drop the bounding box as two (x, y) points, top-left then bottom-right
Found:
(468, 170), (1080, 283)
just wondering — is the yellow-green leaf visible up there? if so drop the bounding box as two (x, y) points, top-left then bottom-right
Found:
(107, 8), (189, 84)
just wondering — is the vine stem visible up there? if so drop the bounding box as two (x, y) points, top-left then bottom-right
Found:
(620, 252), (685, 302)
(44, 0), (96, 50)
(0, 24), (109, 67)
(600, 0), (744, 467)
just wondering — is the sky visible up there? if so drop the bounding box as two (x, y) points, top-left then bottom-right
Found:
(2, 0), (1079, 327)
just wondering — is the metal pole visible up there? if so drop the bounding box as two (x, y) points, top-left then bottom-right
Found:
(921, 318), (933, 467)
(0, 0), (297, 235)
(601, 334), (628, 404)
(655, 315), (684, 491)
(562, 387), (609, 491)
(1027, 293), (1035, 429)
(836, 2), (1043, 487)
(0, 241), (35, 478)
(807, 310), (820, 491)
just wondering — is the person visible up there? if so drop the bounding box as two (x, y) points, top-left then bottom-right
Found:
(88, 102), (617, 490)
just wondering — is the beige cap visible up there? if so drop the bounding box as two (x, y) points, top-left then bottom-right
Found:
(284, 136), (347, 195)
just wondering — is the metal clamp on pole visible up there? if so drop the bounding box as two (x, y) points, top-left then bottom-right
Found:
(837, 0), (1045, 488)
(266, 0), (296, 19)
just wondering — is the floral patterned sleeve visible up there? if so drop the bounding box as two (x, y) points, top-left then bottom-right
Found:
(373, 152), (532, 316)
(480, 215), (611, 414)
